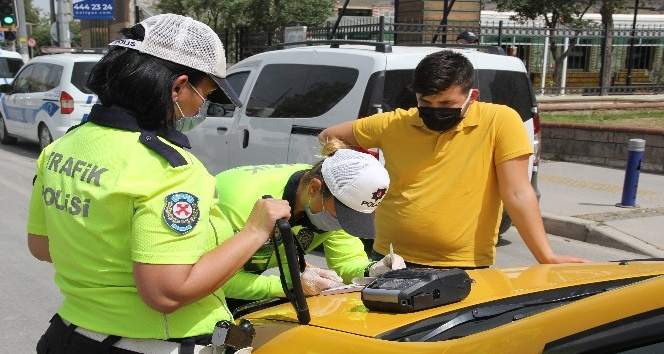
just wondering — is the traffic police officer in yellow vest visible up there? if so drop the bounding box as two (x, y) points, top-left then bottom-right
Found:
(27, 14), (290, 354)
(216, 142), (405, 311)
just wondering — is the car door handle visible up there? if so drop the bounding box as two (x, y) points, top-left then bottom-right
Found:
(242, 129), (249, 148)
(217, 127), (228, 133)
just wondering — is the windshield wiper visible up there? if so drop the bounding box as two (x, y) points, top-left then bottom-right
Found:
(417, 290), (604, 342)
(612, 258), (664, 265)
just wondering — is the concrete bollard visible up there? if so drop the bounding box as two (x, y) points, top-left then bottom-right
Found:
(617, 139), (646, 208)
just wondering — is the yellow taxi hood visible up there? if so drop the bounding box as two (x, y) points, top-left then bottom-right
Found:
(242, 262), (664, 337)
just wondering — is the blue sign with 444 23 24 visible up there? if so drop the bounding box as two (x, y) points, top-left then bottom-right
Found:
(73, 0), (113, 20)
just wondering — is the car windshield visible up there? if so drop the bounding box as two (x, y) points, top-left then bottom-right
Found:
(378, 276), (655, 342)
(0, 58), (24, 78)
(71, 61), (97, 94)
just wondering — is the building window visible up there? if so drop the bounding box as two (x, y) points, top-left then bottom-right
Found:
(627, 46), (654, 70)
(567, 46), (589, 70)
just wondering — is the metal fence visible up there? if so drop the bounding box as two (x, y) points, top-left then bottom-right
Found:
(234, 17), (664, 96)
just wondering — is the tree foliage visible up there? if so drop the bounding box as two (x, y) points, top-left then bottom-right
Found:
(23, 1), (81, 54)
(495, 0), (595, 29)
(157, 0), (334, 33)
(157, 0), (249, 33)
(24, 0), (40, 24)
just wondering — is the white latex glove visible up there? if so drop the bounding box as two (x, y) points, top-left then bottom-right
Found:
(301, 267), (344, 296)
(369, 253), (407, 277)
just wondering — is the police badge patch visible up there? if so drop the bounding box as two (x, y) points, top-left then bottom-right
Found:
(163, 192), (200, 235)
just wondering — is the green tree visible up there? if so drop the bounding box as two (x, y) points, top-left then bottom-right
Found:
(156, 0), (332, 59)
(254, 0), (334, 27)
(495, 0), (596, 90)
(70, 20), (81, 47)
(24, 0), (40, 24)
(30, 15), (51, 51)
(157, 0), (333, 33)
(157, 0), (249, 33)
(22, 0), (48, 54)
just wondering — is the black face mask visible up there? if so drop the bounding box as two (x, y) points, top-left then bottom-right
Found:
(418, 106), (464, 132)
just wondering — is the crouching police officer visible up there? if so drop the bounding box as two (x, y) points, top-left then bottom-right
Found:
(26, 14), (289, 354)
(216, 141), (406, 312)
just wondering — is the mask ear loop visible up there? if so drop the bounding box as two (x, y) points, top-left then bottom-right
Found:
(188, 82), (207, 102)
(305, 187), (313, 212)
(309, 179), (327, 214)
(174, 101), (185, 118)
(460, 89), (477, 117)
(175, 82), (207, 121)
(320, 185), (330, 214)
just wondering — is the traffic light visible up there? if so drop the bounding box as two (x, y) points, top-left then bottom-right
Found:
(0, 0), (15, 29)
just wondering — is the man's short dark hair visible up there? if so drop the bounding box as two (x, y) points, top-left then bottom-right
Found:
(412, 51), (474, 96)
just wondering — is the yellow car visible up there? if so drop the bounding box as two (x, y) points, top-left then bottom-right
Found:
(240, 260), (664, 354)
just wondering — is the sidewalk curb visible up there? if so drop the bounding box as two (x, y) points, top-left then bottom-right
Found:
(542, 212), (664, 258)
(537, 94), (664, 103)
(539, 101), (664, 112)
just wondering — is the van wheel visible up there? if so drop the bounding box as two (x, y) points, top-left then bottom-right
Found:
(38, 125), (53, 150)
(0, 115), (17, 144)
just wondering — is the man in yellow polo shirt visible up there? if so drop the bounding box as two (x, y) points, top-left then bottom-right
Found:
(320, 50), (587, 268)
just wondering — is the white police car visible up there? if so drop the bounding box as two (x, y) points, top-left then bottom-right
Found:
(0, 53), (102, 149)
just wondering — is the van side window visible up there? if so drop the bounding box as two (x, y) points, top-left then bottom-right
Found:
(383, 70), (418, 112)
(28, 64), (62, 93)
(227, 71), (250, 95)
(71, 62), (97, 94)
(476, 70), (533, 122)
(208, 71), (249, 117)
(12, 65), (33, 94)
(46, 65), (64, 90)
(246, 64), (358, 118)
(0, 58), (23, 79)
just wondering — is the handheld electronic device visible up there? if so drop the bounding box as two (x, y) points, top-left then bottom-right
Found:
(361, 268), (472, 313)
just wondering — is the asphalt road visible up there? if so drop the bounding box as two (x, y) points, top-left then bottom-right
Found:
(0, 140), (644, 354)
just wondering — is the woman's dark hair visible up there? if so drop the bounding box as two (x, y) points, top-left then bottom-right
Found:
(87, 24), (207, 130)
(412, 51), (474, 96)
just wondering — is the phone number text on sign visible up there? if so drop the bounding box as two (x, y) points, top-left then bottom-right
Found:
(73, 0), (114, 20)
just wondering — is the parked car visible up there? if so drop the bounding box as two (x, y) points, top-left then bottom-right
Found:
(243, 259), (664, 354)
(0, 53), (102, 149)
(186, 41), (542, 234)
(0, 49), (24, 85)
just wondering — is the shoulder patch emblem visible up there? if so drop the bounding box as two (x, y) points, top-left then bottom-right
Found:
(163, 192), (200, 235)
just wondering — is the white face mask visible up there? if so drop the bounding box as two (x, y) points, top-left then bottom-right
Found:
(175, 82), (209, 132)
(304, 188), (342, 232)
